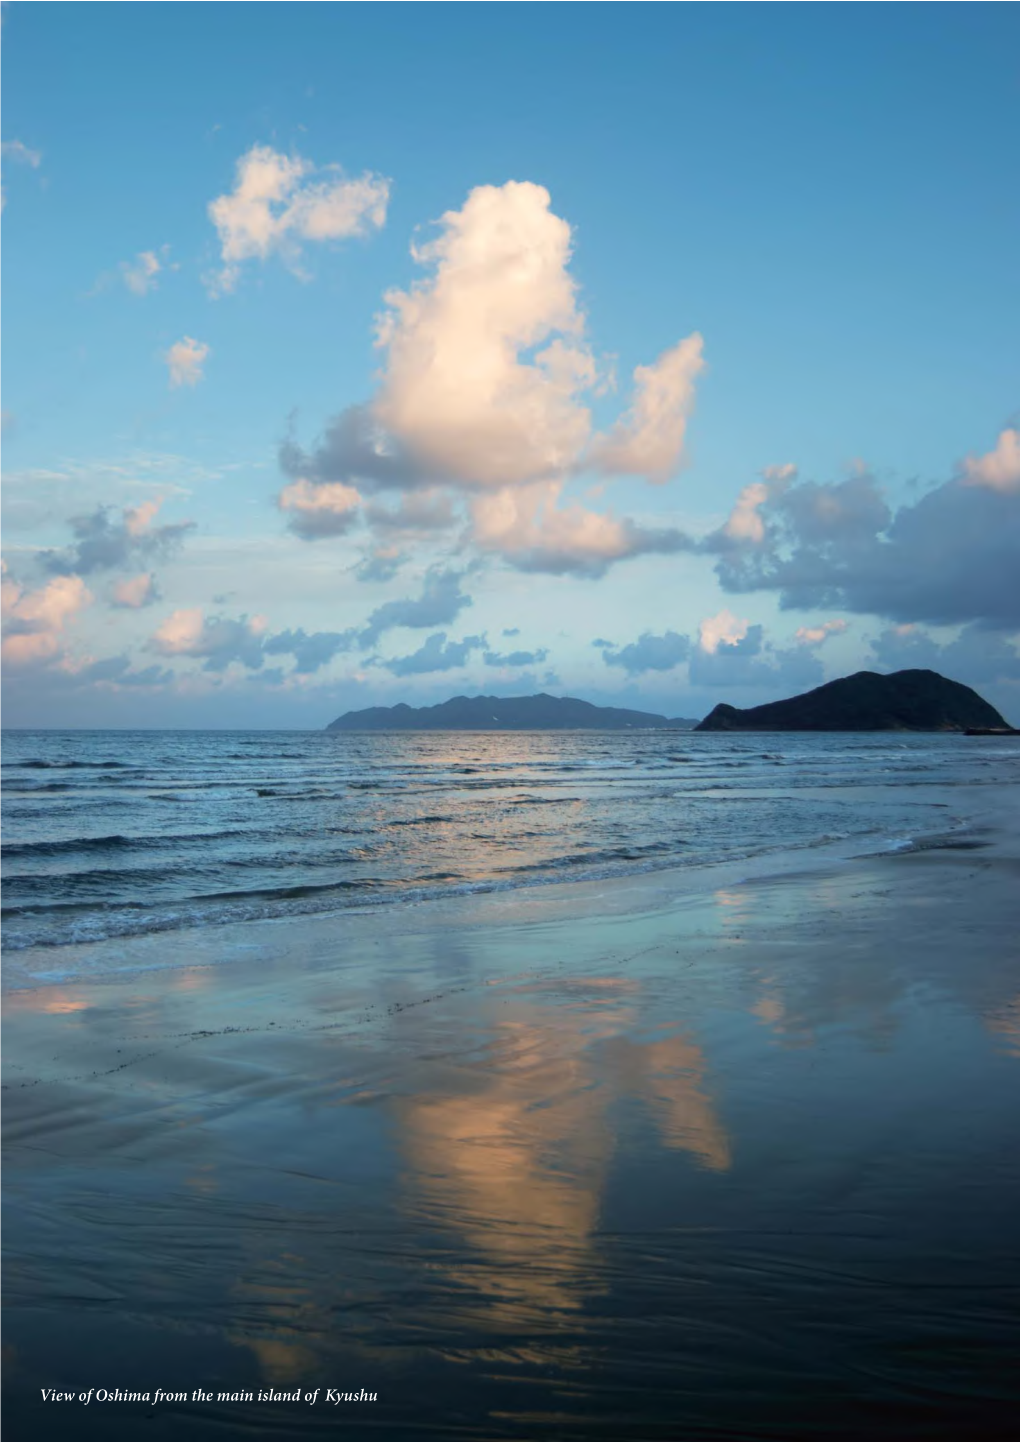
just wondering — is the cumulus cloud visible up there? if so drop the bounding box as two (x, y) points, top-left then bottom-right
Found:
(262, 627), (356, 674)
(482, 643), (549, 667)
(698, 609), (757, 655)
(150, 609), (268, 671)
(121, 250), (163, 296)
(42, 500), (194, 576)
(708, 438), (1020, 629)
(359, 567), (471, 647)
(962, 427), (1020, 495)
(1, 571), (92, 670)
(1, 139), (42, 168)
(591, 335), (705, 482)
(166, 336), (210, 388)
(599, 629), (691, 675)
(383, 631), (486, 676)
(207, 144), (390, 294)
(279, 181), (704, 576)
(468, 479), (692, 577)
(1, 139), (42, 208)
(869, 622), (1020, 685)
(794, 618), (847, 647)
(375, 181), (594, 488)
(111, 573), (160, 609)
(277, 478), (362, 538)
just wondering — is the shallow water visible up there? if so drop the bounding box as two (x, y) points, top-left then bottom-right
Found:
(3, 728), (1017, 961)
(3, 830), (1020, 1440)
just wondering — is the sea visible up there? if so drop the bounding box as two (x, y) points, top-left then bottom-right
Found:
(3, 726), (1018, 982)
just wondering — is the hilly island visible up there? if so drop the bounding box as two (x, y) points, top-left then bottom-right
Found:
(696, 669), (1012, 733)
(327, 694), (699, 731)
(327, 672), (1013, 733)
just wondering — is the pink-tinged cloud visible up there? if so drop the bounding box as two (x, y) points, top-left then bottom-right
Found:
(281, 180), (704, 574)
(150, 609), (269, 671)
(111, 572), (158, 609)
(698, 608), (751, 655)
(591, 334), (705, 483)
(963, 428), (1020, 494)
(1, 572), (93, 669)
(277, 477), (362, 538)
(794, 619), (848, 647)
(207, 144), (390, 294)
(375, 181), (595, 488)
(166, 336), (210, 389)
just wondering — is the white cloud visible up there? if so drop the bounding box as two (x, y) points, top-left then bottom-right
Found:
(282, 179), (704, 575)
(963, 428), (1020, 494)
(1, 139), (42, 168)
(165, 337), (210, 389)
(722, 465), (796, 545)
(375, 181), (594, 488)
(698, 608), (752, 655)
(121, 250), (162, 296)
(794, 619), (848, 647)
(150, 609), (268, 671)
(468, 479), (691, 577)
(1, 571), (93, 670)
(207, 144), (389, 294)
(709, 443), (1020, 629)
(277, 477), (362, 539)
(591, 335), (705, 482)
(111, 573), (159, 609)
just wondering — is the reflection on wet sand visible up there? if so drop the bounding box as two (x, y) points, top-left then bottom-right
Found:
(397, 979), (730, 1329)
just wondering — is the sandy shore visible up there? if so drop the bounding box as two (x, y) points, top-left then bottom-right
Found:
(4, 799), (1020, 1440)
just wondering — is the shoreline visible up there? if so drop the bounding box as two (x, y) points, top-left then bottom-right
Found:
(4, 781), (1019, 1440)
(3, 776), (1012, 995)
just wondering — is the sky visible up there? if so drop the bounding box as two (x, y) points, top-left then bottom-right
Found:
(2, 2), (1018, 728)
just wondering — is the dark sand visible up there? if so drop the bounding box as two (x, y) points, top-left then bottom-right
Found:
(4, 816), (1020, 1440)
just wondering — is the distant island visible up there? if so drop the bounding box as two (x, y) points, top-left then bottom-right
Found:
(327, 694), (699, 731)
(696, 669), (1012, 733)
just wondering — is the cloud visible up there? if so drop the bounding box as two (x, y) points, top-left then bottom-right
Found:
(482, 644), (549, 667)
(111, 572), (160, 609)
(794, 618), (847, 647)
(281, 181), (704, 576)
(502, 627), (521, 638)
(698, 609), (757, 655)
(468, 479), (693, 577)
(207, 144), (390, 294)
(1, 139), (42, 168)
(262, 627), (356, 674)
(71, 655), (175, 689)
(962, 428), (1020, 495)
(599, 629), (691, 675)
(1, 571), (92, 670)
(375, 181), (595, 488)
(591, 335), (705, 482)
(709, 437), (1020, 629)
(121, 250), (163, 296)
(150, 609), (268, 671)
(1, 139), (43, 210)
(166, 336), (210, 388)
(869, 622), (1020, 685)
(277, 478), (362, 538)
(353, 546), (405, 583)
(42, 500), (194, 576)
(359, 567), (471, 647)
(383, 631), (486, 676)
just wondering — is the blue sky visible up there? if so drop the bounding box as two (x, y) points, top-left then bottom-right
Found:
(3, 3), (1018, 726)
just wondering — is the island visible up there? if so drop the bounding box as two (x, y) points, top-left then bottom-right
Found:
(696, 668), (1012, 733)
(327, 693), (699, 731)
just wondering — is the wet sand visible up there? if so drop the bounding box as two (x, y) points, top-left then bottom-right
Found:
(4, 811), (1020, 1440)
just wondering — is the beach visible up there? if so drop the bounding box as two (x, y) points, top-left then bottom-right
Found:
(4, 783), (1019, 1441)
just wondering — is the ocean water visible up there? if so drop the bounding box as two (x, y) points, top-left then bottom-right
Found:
(3, 727), (1017, 970)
